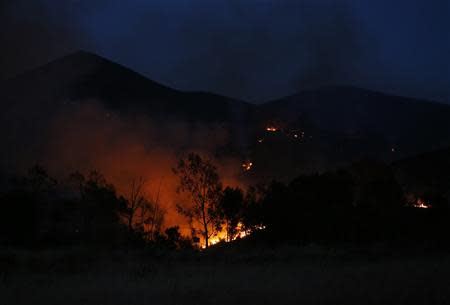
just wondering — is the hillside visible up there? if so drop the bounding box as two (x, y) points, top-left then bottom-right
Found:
(260, 86), (450, 156)
(2, 51), (450, 181)
(0, 51), (252, 123)
(0, 51), (253, 175)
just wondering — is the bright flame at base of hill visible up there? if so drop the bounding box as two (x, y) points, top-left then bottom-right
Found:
(202, 223), (266, 249)
(413, 198), (431, 209)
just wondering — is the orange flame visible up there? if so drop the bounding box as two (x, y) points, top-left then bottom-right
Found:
(242, 161), (253, 171)
(201, 223), (266, 249)
(266, 126), (278, 132)
(413, 198), (431, 209)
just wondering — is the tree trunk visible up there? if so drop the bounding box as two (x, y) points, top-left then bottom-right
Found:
(128, 211), (134, 233)
(201, 201), (209, 248)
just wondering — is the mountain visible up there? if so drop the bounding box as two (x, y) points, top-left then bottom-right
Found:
(0, 51), (252, 123)
(238, 86), (450, 180)
(1, 51), (450, 181)
(0, 51), (253, 174)
(259, 86), (450, 156)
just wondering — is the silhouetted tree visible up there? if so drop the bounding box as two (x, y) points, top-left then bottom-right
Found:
(218, 187), (244, 241)
(120, 177), (165, 239)
(0, 166), (60, 246)
(71, 170), (127, 245)
(350, 160), (405, 210)
(143, 180), (166, 241)
(162, 226), (192, 249)
(21, 165), (57, 195)
(122, 178), (146, 233)
(241, 185), (265, 232)
(165, 226), (182, 245)
(259, 181), (291, 238)
(288, 171), (355, 241)
(173, 153), (223, 248)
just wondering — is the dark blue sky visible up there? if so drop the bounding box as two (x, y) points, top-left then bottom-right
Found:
(1, 0), (449, 103)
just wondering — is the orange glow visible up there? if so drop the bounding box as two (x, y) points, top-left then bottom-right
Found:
(206, 229), (248, 248)
(266, 126), (278, 132)
(413, 198), (431, 209)
(242, 161), (253, 171)
(201, 223), (265, 249)
(41, 103), (249, 238)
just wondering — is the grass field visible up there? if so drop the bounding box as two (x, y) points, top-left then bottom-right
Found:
(1, 245), (449, 305)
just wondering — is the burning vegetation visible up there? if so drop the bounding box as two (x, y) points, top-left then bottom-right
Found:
(2, 153), (450, 252)
(264, 121), (281, 133)
(412, 198), (431, 209)
(262, 122), (308, 142)
(205, 223), (249, 248)
(173, 154), (264, 249)
(2, 106), (449, 251)
(242, 161), (254, 171)
(265, 126), (279, 132)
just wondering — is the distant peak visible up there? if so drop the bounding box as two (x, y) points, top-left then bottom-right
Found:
(61, 50), (107, 63)
(71, 50), (92, 56)
(34, 50), (120, 74)
(304, 85), (373, 94)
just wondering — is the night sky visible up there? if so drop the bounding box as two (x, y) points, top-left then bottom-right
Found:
(1, 0), (449, 103)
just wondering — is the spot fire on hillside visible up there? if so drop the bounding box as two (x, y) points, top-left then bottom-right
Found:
(203, 223), (266, 249)
(242, 161), (253, 171)
(266, 126), (279, 132)
(413, 198), (431, 209)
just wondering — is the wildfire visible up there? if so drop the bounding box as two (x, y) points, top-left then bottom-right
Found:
(206, 237), (222, 248)
(266, 126), (278, 132)
(207, 226), (249, 248)
(202, 223), (265, 249)
(413, 198), (431, 209)
(242, 161), (253, 171)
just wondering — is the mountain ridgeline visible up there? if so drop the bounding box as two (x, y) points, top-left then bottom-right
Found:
(1, 51), (450, 181)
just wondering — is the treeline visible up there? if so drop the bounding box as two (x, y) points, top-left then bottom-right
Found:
(255, 160), (450, 245)
(165, 155), (450, 247)
(1, 156), (449, 250)
(172, 155), (450, 248)
(0, 167), (190, 249)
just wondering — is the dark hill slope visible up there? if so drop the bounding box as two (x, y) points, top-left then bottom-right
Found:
(0, 51), (252, 173)
(242, 87), (450, 180)
(0, 51), (252, 124)
(2, 51), (450, 181)
(259, 86), (450, 157)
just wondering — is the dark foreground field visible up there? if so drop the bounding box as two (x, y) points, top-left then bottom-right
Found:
(1, 245), (450, 305)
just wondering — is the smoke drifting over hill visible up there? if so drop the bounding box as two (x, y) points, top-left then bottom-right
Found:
(0, 100), (245, 230)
